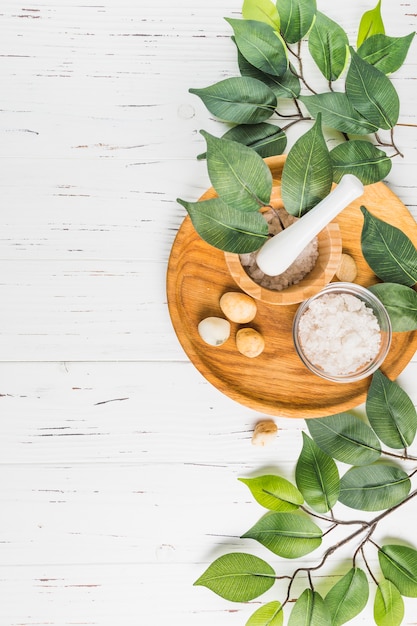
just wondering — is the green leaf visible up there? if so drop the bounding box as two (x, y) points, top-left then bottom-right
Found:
(368, 283), (417, 332)
(177, 196), (268, 253)
(202, 130), (272, 210)
(357, 0), (385, 48)
(288, 589), (331, 626)
(278, 0), (317, 44)
(374, 579), (404, 626)
(324, 568), (369, 626)
(194, 552), (276, 601)
(189, 76), (277, 124)
(379, 545), (417, 597)
(330, 140), (391, 184)
(306, 412), (381, 466)
(358, 32), (415, 75)
(242, 0), (281, 31)
(308, 11), (349, 81)
(238, 475), (303, 512)
(241, 511), (322, 558)
(295, 433), (340, 513)
(227, 18), (288, 77)
(246, 601), (284, 626)
(299, 92), (379, 135)
(237, 47), (301, 98)
(339, 464), (411, 511)
(346, 48), (399, 130)
(367, 370), (417, 449)
(281, 114), (333, 217)
(360, 206), (417, 287)
(197, 123), (287, 160)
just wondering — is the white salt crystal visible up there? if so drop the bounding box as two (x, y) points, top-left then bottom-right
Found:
(297, 293), (381, 376)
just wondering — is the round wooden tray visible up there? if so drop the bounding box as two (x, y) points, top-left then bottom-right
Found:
(166, 156), (417, 418)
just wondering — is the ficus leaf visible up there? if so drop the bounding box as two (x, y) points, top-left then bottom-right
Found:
(379, 545), (417, 597)
(238, 475), (303, 512)
(330, 140), (391, 184)
(308, 11), (349, 81)
(346, 47), (399, 130)
(226, 18), (288, 77)
(201, 130), (273, 211)
(237, 47), (301, 98)
(194, 552), (276, 601)
(177, 196), (268, 253)
(295, 432), (340, 513)
(278, 0), (317, 44)
(374, 579), (404, 626)
(246, 601), (284, 626)
(197, 123), (287, 160)
(324, 567), (369, 626)
(339, 464), (411, 511)
(366, 369), (417, 449)
(357, 0), (385, 48)
(368, 282), (417, 331)
(242, 0), (281, 31)
(299, 93), (379, 135)
(281, 114), (333, 217)
(189, 76), (277, 125)
(288, 589), (331, 626)
(306, 412), (381, 466)
(358, 32), (415, 75)
(360, 206), (417, 287)
(241, 511), (322, 558)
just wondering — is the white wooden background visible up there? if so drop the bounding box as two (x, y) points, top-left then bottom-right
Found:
(1, 1), (416, 624)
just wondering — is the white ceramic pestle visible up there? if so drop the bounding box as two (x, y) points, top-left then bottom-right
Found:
(255, 174), (364, 276)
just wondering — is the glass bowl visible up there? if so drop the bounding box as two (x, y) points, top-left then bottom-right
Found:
(292, 282), (392, 383)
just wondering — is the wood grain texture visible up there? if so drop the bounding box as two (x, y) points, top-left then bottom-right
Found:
(1, 0), (417, 624)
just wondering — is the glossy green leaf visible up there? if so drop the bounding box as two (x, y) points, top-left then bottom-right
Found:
(288, 589), (331, 626)
(330, 140), (391, 184)
(374, 579), (404, 626)
(194, 552), (275, 601)
(278, 0), (317, 44)
(238, 475), (303, 512)
(241, 512), (322, 558)
(368, 283), (417, 332)
(379, 545), (417, 597)
(177, 196), (268, 253)
(357, 0), (385, 48)
(189, 76), (277, 124)
(367, 370), (417, 449)
(308, 11), (349, 81)
(246, 601), (284, 626)
(306, 412), (381, 466)
(299, 93), (378, 135)
(227, 18), (288, 77)
(339, 464), (411, 511)
(197, 123), (287, 160)
(361, 206), (417, 287)
(281, 114), (332, 217)
(324, 568), (369, 626)
(237, 47), (301, 98)
(295, 433), (340, 513)
(242, 0), (281, 31)
(202, 130), (272, 210)
(358, 32), (415, 75)
(346, 48), (399, 130)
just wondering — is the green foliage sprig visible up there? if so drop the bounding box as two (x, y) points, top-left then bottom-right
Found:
(177, 0), (415, 254)
(195, 373), (417, 625)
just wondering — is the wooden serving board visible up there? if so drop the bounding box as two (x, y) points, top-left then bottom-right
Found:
(166, 157), (417, 418)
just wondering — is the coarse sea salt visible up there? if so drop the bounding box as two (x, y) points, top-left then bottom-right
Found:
(297, 292), (381, 376)
(239, 208), (319, 291)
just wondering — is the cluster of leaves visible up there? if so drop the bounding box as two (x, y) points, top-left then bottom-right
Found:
(177, 0), (415, 254)
(195, 372), (417, 625)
